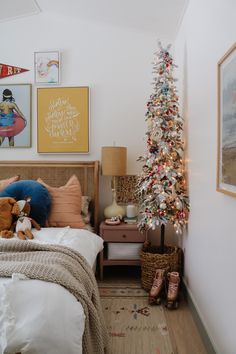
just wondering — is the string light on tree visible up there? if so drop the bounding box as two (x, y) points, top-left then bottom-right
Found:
(136, 42), (190, 242)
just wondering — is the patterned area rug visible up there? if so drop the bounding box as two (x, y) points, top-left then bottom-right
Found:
(99, 284), (147, 298)
(99, 284), (176, 354)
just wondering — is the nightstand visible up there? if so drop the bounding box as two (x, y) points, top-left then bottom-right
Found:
(99, 221), (146, 280)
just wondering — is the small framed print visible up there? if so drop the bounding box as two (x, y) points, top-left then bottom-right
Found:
(217, 43), (236, 197)
(37, 86), (89, 153)
(34, 51), (60, 84)
(0, 84), (31, 148)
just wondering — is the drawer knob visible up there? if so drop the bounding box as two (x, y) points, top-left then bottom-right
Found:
(122, 234), (127, 238)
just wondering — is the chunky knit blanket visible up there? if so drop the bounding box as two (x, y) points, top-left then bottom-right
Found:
(0, 239), (110, 354)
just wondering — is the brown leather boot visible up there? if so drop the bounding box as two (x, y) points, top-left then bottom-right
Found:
(166, 271), (180, 309)
(149, 269), (165, 305)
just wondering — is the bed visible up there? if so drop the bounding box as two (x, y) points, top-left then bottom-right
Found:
(0, 161), (109, 354)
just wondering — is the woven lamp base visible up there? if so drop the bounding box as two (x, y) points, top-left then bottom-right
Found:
(140, 245), (183, 292)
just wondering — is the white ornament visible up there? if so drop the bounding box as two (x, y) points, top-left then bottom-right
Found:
(175, 199), (183, 210)
(160, 202), (167, 209)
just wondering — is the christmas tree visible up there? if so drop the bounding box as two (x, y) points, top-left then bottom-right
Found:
(136, 42), (190, 249)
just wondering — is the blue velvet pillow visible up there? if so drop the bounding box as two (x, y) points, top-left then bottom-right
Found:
(0, 180), (51, 226)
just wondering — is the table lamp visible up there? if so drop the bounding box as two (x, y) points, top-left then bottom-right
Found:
(101, 146), (127, 219)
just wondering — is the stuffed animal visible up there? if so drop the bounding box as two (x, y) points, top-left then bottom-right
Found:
(0, 197), (20, 238)
(15, 197), (41, 240)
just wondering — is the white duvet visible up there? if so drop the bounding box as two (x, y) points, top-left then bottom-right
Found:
(0, 227), (104, 354)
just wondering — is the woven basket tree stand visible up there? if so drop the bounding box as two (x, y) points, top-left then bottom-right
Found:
(140, 224), (183, 292)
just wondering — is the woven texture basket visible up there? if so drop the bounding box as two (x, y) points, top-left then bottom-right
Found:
(140, 245), (183, 291)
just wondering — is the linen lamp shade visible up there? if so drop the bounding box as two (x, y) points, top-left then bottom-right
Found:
(101, 146), (127, 176)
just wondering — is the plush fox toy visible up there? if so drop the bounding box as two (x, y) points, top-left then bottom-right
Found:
(15, 197), (41, 240)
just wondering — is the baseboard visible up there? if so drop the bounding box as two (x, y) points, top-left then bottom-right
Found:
(182, 279), (217, 354)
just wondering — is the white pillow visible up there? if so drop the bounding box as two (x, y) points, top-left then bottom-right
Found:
(31, 227), (103, 268)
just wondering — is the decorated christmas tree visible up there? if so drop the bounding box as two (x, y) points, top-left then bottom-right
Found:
(136, 42), (190, 251)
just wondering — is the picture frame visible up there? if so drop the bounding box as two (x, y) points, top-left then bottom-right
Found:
(37, 86), (89, 153)
(0, 84), (31, 148)
(34, 51), (60, 84)
(217, 43), (236, 197)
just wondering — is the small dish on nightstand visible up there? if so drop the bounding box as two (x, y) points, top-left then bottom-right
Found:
(105, 217), (121, 225)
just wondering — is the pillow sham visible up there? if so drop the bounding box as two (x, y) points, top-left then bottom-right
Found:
(0, 180), (51, 226)
(0, 175), (20, 192)
(37, 175), (85, 229)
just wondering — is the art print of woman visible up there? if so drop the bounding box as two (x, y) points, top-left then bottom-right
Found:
(0, 85), (31, 148)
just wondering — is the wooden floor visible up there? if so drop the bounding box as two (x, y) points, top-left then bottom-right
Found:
(96, 266), (208, 354)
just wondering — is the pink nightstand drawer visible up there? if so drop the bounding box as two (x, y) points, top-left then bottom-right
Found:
(102, 228), (144, 242)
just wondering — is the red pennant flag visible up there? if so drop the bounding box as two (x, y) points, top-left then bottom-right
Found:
(0, 63), (29, 79)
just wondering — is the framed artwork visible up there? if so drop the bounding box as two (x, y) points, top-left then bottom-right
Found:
(217, 43), (236, 197)
(0, 84), (31, 148)
(37, 86), (89, 153)
(34, 51), (60, 84)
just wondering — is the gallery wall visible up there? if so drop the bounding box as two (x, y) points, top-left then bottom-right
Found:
(175, 0), (236, 352)
(0, 12), (160, 216)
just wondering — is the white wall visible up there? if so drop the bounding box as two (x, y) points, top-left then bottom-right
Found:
(0, 13), (160, 217)
(175, 0), (236, 352)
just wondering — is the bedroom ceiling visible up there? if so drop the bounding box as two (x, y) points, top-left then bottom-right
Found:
(0, 0), (40, 22)
(0, 0), (188, 39)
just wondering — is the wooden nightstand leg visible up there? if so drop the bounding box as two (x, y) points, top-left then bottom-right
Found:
(99, 250), (104, 280)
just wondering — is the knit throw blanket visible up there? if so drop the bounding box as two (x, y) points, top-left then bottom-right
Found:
(0, 239), (110, 354)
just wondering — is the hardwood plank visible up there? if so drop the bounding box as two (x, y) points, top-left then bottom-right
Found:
(164, 301), (208, 354)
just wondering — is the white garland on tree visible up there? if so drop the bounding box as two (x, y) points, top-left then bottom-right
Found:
(137, 42), (190, 234)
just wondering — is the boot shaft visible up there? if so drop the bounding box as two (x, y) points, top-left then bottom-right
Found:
(167, 271), (180, 302)
(149, 269), (166, 303)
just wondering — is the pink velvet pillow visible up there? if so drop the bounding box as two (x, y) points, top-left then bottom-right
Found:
(0, 175), (20, 192)
(37, 175), (85, 229)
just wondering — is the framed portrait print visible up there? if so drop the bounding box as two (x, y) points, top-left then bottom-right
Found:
(34, 51), (60, 84)
(217, 43), (236, 197)
(0, 84), (31, 148)
(37, 86), (89, 153)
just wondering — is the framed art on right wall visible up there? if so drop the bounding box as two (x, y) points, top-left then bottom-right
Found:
(217, 43), (236, 197)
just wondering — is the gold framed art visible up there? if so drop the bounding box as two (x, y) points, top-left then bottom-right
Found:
(0, 83), (31, 148)
(217, 43), (236, 197)
(37, 86), (89, 153)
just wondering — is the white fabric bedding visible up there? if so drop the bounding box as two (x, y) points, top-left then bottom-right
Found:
(0, 227), (104, 354)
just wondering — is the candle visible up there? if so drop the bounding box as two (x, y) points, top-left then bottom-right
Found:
(126, 204), (138, 218)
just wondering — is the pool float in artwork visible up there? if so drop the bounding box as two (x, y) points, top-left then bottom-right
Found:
(0, 113), (25, 137)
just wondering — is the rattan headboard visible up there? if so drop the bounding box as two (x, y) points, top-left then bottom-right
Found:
(0, 160), (100, 233)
